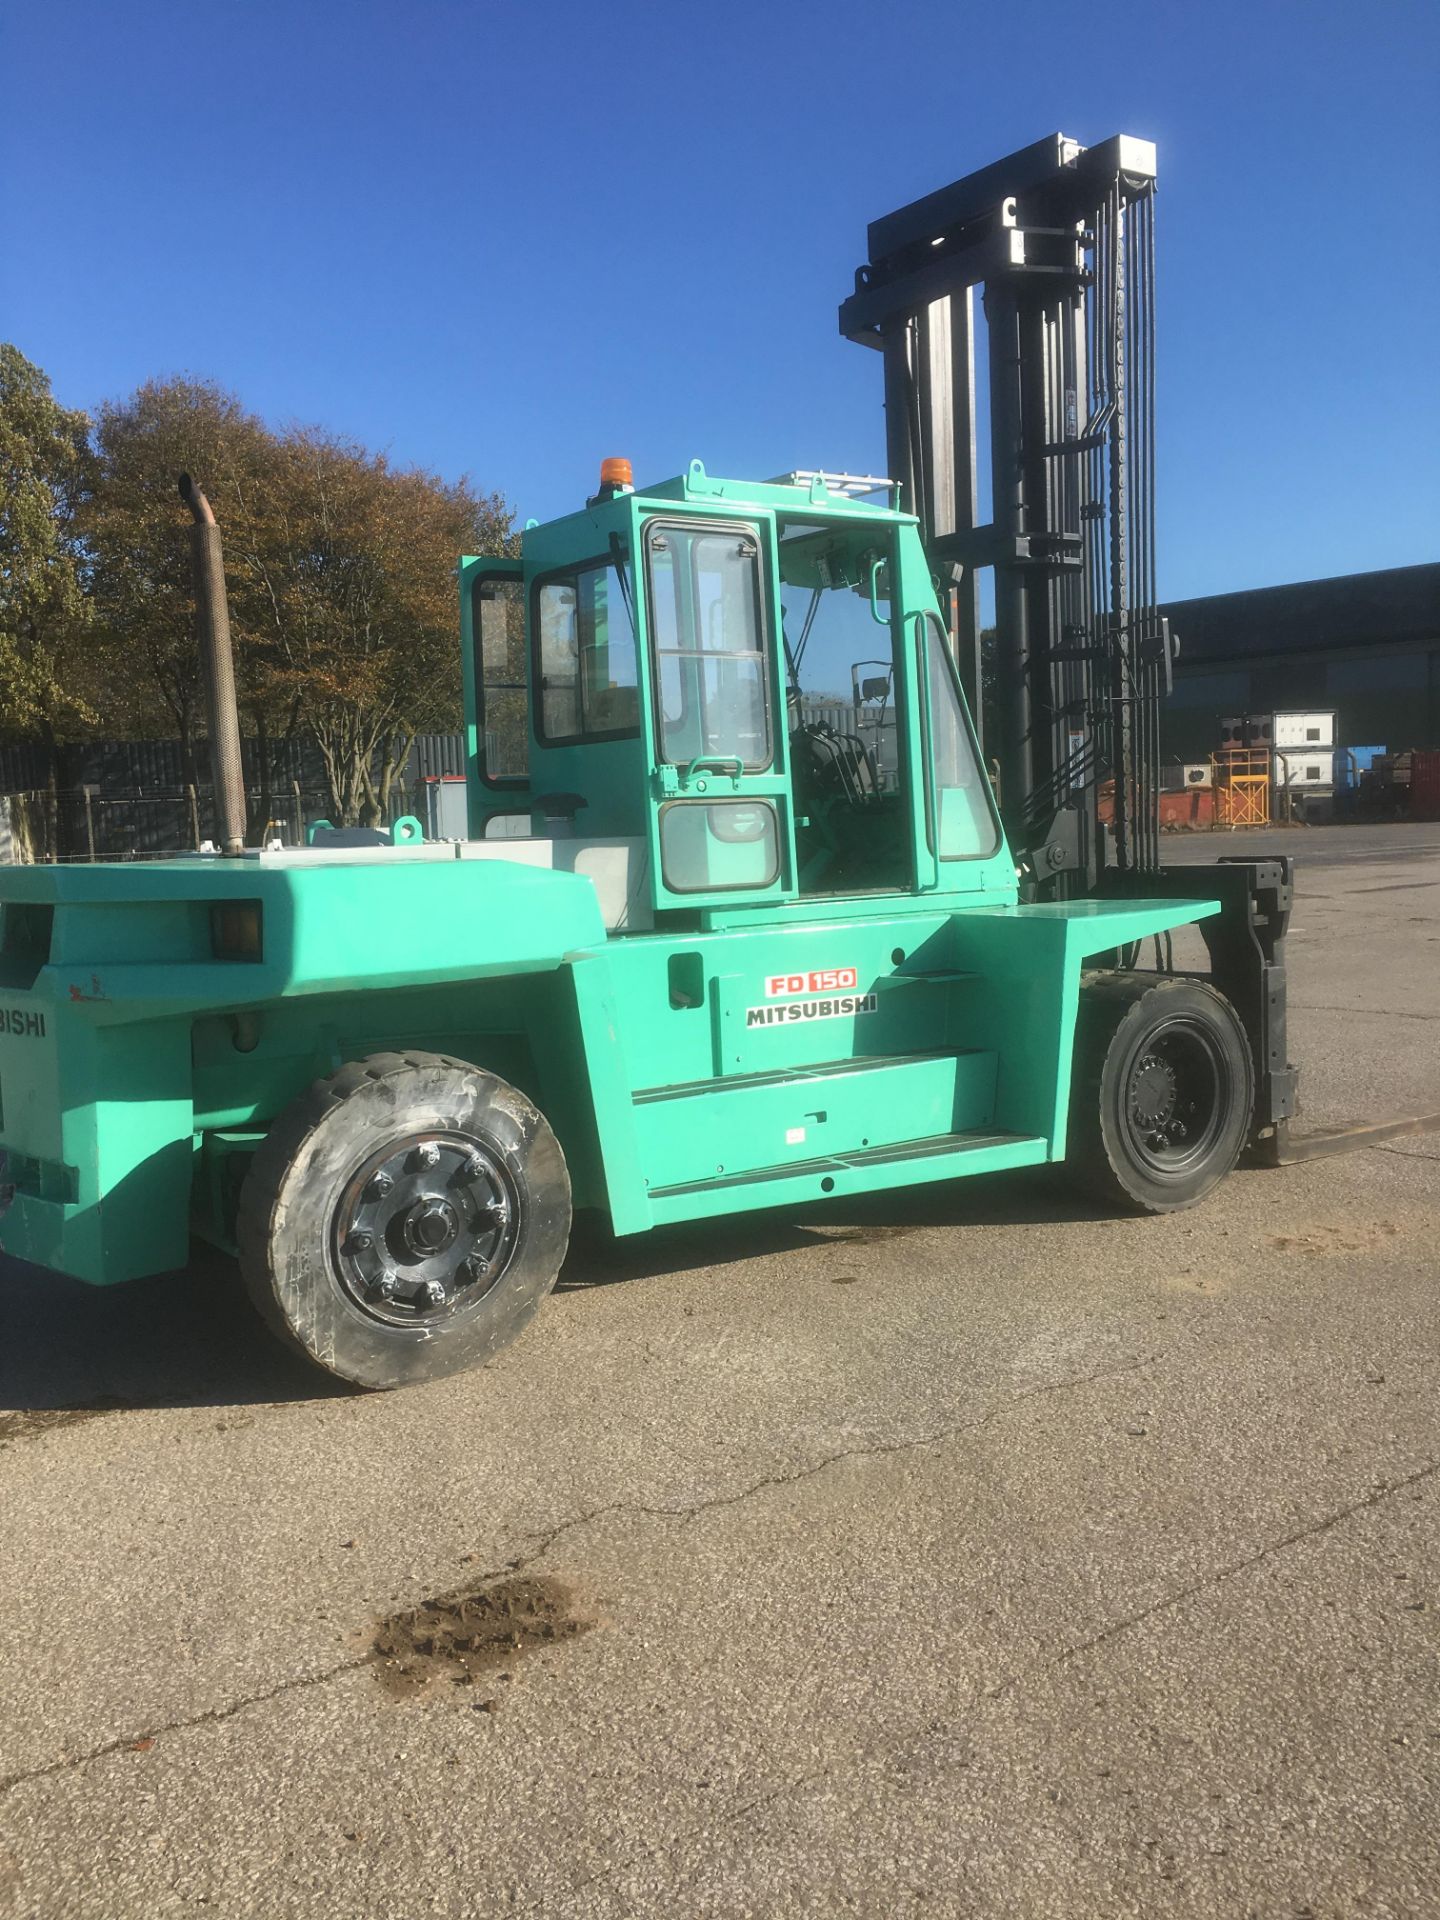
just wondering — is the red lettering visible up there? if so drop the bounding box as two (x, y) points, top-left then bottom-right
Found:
(765, 965), (859, 998)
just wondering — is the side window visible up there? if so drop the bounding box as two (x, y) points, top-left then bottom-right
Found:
(473, 576), (528, 786)
(646, 523), (770, 771)
(919, 612), (1000, 860)
(535, 557), (639, 743)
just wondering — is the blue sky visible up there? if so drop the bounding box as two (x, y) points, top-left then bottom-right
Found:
(4, 0), (1437, 598)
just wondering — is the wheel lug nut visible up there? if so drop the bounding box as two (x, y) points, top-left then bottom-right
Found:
(415, 1142), (441, 1169)
(462, 1151), (486, 1180)
(367, 1171), (393, 1198)
(422, 1278), (448, 1308)
(374, 1270), (398, 1300)
(463, 1254), (489, 1281)
(349, 1230), (373, 1252)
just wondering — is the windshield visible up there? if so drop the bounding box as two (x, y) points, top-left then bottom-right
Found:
(779, 521), (899, 795)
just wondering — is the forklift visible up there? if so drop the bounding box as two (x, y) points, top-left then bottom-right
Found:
(0, 135), (1300, 1389)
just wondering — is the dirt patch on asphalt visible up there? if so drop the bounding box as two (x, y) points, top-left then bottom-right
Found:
(1268, 1221), (1401, 1256)
(369, 1573), (592, 1700)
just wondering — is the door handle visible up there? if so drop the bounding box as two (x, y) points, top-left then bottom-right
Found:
(868, 557), (891, 628)
(683, 756), (743, 784)
(656, 758), (745, 797)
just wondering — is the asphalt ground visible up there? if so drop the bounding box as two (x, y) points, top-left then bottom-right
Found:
(2, 821), (1437, 1918)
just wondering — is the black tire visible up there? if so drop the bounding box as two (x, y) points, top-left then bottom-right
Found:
(237, 1052), (570, 1389)
(1065, 974), (1253, 1214)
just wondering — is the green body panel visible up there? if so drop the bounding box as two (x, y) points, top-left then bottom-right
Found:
(0, 1010), (194, 1280)
(0, 851), (603, 1012)
(556, 894), (1216, 1233)
(0, 465), (1224, 1288)
(632, 1052), (1000, 1189)
(0, 852), (604, 1282)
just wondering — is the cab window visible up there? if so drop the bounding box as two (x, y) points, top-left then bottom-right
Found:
(646, 522), (770, 771)
(919, 611), (1000, 860)
(535, 556), (639, 743)
(779, 519), (906, 893)
(473, 575), (529, 786)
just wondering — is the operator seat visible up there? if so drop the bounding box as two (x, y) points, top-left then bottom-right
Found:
(790, 719), (880, 808)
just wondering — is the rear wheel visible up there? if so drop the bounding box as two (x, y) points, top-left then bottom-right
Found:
(1065, 974), (1253, 1214)
(238, 1052), (570, 1389)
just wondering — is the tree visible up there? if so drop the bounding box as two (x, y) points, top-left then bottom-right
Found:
(0, 343), (98, 742)
(250, 427), (514, 824)
(83, 378), (282, 776)
(37, 368), (516, 833)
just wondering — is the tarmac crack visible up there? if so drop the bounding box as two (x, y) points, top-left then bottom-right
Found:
(0, 1656), (364, 1799)
(506, 1349), (1159, 1556)
(0, 1350), (1154, 1800)
(1003, 1452), (1440, 1678)
(555, 1453), (1440, 1911)
(1292, 1002), (1440, 1022)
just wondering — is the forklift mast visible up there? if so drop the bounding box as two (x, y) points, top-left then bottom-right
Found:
(841, 133), (1167, 896)
(843, 133), (1299, 1143)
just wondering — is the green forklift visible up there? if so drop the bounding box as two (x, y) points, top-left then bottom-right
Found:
(0, 135), (1298, 1388)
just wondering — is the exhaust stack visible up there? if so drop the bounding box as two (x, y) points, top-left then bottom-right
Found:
(179, 473), (247, 857)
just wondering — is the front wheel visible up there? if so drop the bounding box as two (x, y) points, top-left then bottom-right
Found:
(1065, 974), (1253, 1214)
(237, 1052), (570, 1389)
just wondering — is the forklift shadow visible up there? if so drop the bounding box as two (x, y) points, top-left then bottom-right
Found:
(558, 1165), (1110, 1290)
(0, 1241), (349, 1419)
(2, 1171), (1112, 1416)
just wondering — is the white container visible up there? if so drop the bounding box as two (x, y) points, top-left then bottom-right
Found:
(1273, 709), (1336, 750)
(1273, 748), (1335, 789)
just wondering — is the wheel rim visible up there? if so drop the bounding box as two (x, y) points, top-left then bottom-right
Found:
(1122, 1017), (1229, 1176)
(331, 1131), (521, 1328)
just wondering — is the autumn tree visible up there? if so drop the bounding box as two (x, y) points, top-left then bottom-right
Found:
(0, 343), (99, 744)
(82, 378), (283, 777)
(21, 366), (515, 833)
(250, 428), (513, 824)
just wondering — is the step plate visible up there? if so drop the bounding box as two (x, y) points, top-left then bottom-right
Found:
(633, 1049), (967, 1105)
(631, 1051), (998, 1192)
(649, 1127), (1039, 1201)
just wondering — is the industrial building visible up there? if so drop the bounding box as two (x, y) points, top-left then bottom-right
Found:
(1159, 561), (1440, 769)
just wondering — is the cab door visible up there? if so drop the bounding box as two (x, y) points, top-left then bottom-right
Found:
(639, 514), (798, 912)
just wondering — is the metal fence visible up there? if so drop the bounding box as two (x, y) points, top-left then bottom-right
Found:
(0, 732), (468, 863)
(2, 710), (911, 861)
(0, 779), (437, 864)
(0, 730), (468, 798)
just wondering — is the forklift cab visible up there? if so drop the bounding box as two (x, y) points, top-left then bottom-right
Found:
(460, 461), (1009, 929)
